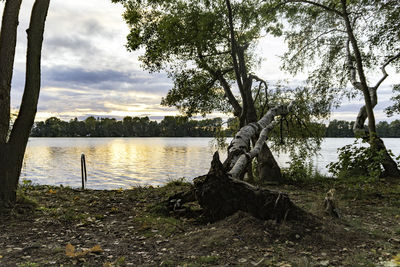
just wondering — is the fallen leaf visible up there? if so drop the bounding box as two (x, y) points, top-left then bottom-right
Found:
(65, 243), (76, 257)
(65, 243), (103, 257)
(90, 245), (103, 253)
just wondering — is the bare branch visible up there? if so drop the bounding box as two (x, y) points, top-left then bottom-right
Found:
(373, 52), (400, 90)
(250, 74), (268, 103)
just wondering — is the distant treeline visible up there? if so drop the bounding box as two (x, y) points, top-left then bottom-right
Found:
(325, 119), (400, 138)
(30, 117), (400, 138)
(30, 116), (226, 137)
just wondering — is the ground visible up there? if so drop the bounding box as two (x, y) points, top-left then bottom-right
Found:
(0, 178), (399, 266)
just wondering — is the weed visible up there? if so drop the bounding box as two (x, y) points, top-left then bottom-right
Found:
(196, 255), (220, 264)
(17, 262), (39, 267)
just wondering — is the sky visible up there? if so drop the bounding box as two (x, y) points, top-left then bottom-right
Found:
(1, 0), (399, 122)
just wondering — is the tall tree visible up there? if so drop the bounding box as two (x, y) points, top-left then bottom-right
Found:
(114, 0), (329, 182)
(0, 0), (51, 207)
(276, 0), (400, 177)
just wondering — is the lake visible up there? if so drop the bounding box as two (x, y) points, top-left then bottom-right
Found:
(22, 137), (400, 189)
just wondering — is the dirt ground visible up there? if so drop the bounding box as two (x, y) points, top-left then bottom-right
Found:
(0, 179), (399, 266)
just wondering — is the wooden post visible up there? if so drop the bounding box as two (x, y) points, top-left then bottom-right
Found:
(81, 154), (87, 189)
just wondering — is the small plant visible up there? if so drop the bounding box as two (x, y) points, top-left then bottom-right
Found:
(164, 177), (189, 187)
(283, 155), (315, 182)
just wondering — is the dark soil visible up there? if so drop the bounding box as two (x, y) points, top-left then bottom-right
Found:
(0, 179), (399, 266)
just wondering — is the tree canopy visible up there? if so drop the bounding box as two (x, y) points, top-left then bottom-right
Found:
(113, 0), (283, 119)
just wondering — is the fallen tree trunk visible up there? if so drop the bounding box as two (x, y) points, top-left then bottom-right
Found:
(223, 103), (293, 178)
(167, 102), (311, 222)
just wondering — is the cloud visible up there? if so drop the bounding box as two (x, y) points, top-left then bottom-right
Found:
(44, 67), (132, 85)
(45, 36), (101, 57)
(4, 0), (400, 123)
(41, 66), (172, 94)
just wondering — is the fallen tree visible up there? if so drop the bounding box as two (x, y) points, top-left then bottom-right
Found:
(168, 103), (311, 222)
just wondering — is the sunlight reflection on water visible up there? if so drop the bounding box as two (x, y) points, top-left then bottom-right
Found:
(22, 137), (400, 189)
(22, 138), (226, 189)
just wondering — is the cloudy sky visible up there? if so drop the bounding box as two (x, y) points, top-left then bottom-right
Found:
(2, 0), (399, 122)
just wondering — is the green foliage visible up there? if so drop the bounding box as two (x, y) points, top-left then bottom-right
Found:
(385, 84), (400, 117)
(327, 139), (400, 179)
(266, 86), (328, 162)
(281, 153), (328, 183)
(164, 177), (190, 187)
(325, 120), (354, 137)
(282, 156), (314, 182)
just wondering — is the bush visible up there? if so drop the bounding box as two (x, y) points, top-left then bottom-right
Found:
(327, 139), (398, 179)
(282, 155), (328, 182)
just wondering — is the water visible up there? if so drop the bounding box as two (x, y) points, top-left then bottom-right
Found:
(22, 137), (400, 189)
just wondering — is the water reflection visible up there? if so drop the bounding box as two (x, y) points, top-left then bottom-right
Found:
(23, 138), (222, 189)
(22, 137), (400, 190)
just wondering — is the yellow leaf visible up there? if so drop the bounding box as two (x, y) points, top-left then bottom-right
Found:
(48, 189), (57, 194)
(65, 243), (76, 257)
(73, 196), (80, 201)
(0, 255), (3, 259)
(90, 245), (103, 253)
(65, 243), (103, 258)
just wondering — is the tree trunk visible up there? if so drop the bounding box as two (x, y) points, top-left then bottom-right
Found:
(352, 88), (400, 178)
(0, 145), (16, 206)
(0, 0), (23, 144)
(193, 152), (308, 222)
(257, 143), (282, 183)
(0, 0), (51, 207)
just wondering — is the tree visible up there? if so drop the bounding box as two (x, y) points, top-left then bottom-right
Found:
(277, 0), (400, 177)
(0, 0), (51, 207)
(325, 120), (354, 137)
(114, 0), (328, 182)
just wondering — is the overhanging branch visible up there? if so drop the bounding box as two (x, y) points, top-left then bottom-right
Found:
(283, 0), (344, 17)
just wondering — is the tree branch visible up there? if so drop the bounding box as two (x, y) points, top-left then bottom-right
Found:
(373, 52), (400, 90)
(197, 50), (242, 117)
(225, 0), (245, 97)
(283, 0), (343, 17)
(250, 74), (268, 104)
